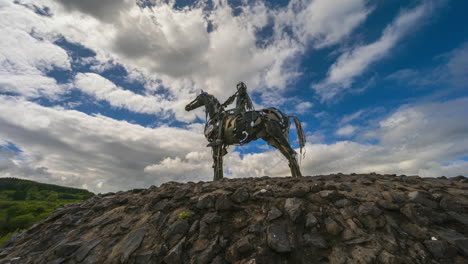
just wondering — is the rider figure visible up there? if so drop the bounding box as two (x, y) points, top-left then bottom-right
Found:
(207, 82), (254, 147)
(223, 81), (254, 114)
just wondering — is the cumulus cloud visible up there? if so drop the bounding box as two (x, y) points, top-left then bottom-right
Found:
(305, 97), (468, 176)
(144, 152), (212, 184)
(0, 1), (71, 98)
(223, 97), (468, 178)
(29, 0), (294, 98)
(74, 72), (213, 123)
(0, 95), (295, 192)
(313, 1), (438, 101)
(1, 0), (465, 193)
(0, 96), (208, 192)
(73, 72), (200, 122)
(2, 95), (466, 193)
(11, 0), (373, 109)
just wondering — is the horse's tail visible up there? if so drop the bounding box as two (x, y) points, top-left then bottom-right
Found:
(288, 116), (306, 157)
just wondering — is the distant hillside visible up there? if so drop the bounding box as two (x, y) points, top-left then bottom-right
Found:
(1, 174), (467, 263)
(0, 177), (94, 197)
(0, 177), (94, 245)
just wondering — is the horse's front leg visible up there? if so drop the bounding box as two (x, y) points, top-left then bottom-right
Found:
(212, 146), (224, 181)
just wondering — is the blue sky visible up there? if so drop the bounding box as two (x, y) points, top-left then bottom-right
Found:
(0, 0), (467, 192)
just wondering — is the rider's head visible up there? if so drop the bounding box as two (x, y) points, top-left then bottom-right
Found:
(236, 82), (247, 91)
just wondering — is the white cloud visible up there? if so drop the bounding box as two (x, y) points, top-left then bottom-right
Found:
(445, 42), (468, 88)
(340, 110), (364, 124)
(229, 98), (467, 180)
(73, 72), (204, 122)
(1, 96), (467, 192)
(419, 160), (468, 178)
(144, 152), (212, 183)
(308, 97), (468, 176)
(0, 96), (207, 192)
(277, 0), (371, 48)
(231, 97), (468, 178)
(1, 0), (465, 193)
(30, 0), (296, 97)
(294, 101), (313, 114)
(313, 1), (437, 101)
(377, 98), (468, 152)
(0, 1), (71, 98)
(336, 124), (357, 136)
(8, 0), (373, 111)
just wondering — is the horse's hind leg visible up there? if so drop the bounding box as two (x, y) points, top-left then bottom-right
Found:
(262, 122), (302, 177)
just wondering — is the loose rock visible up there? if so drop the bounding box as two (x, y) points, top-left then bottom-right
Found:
(325, 218), (343, 236)
(266, 206), (283, 221)
(305, 213), (318, 228)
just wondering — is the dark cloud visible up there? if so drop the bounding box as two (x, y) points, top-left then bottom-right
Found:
(113, 29), (153, 59)
(55, 0), (132, 22)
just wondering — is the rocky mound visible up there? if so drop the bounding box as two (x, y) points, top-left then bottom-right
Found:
(1, 174), (467, 264)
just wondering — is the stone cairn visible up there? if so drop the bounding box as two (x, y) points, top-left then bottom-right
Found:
(1, 174), (467, 264)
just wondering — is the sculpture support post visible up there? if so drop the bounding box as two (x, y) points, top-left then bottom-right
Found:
(213, 146), (224, 180)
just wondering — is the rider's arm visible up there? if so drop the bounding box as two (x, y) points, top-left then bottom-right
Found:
(222, 94), (236, 107)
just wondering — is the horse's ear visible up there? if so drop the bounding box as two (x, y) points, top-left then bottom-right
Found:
(201, 89), (204, 94)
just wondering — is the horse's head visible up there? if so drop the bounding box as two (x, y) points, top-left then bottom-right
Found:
(185, 91), (208, 112)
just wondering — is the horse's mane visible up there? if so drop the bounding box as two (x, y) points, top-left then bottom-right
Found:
(206, 93), (221, 105)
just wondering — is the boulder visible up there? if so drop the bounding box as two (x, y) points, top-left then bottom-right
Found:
(197, 194), (215, 209)
(163, 238), (185, 264)
(267, 223), (292, 253)
(119, 228), (147, 262)
(231, 188), (250, 203)
(424, 240), (448, 259)
(303, 233), (327, 249)
(408, 191), (438, 208)
(358, 202), (382, 217)
(215, 194), (233, 210)
(74, 239), (101, 262)
(338, 183), (352, 192)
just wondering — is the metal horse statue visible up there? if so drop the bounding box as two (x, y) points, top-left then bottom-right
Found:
(185, 91), (306, 180)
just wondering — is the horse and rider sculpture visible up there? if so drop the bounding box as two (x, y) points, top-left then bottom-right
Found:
(185, 82), (306, 181)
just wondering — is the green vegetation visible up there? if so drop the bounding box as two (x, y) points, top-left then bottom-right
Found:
(0, 177), (94, 245)
(177, 212), (193, 220)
